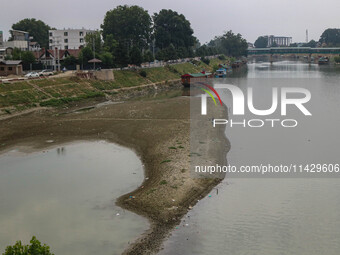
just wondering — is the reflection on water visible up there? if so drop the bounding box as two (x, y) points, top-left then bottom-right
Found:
(160, 61), (340, 254)
(0, 141), (149, 255)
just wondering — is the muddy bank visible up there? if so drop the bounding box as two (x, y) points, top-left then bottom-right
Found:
(0, 90), (229, 254)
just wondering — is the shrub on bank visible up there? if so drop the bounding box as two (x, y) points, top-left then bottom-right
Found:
(40, 92), (104, 107)
(3, 236), (53, 255)
(201, 57), (210, 65)
(139, 70), (147, 77)
(334, 56), (340, 63)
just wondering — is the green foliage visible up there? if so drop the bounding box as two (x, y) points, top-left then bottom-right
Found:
(201, 57), (210, 65)
(40, 92), (104, 107)
(99, 52), (114, 67)
(218, 55), (226, 60)
(319, 28), (340, 46)
(103, 34), (118, 53)
(207, 31), (248, 57)
(153, 9), (195, 50)
(11, 49), (36, 64)
(3, 236), (54, 255)
(139, 70), (147, 77)
(114, 42), (130, 67)
(101, 5), (152, 49)
(254, 36), (268, 48)
(143, 50), (154, 63)
(129, 46), (143, 66)
(62, 55), (78, 66)
(84, 31), (102, 54)
(159, 180), (167, 185)
(302, 40), (317, 48)
(156, 44), (178, 61)
(195, 45), (217, 57)
(334, 56), (340, 63)
(11, 18), (52, 48)
(79, 47), (93, 65)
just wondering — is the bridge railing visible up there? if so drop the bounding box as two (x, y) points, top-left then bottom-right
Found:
(248, 47), (340, 55)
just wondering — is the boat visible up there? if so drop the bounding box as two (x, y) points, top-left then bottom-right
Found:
(181, 71), (213, 87)
(215, 64), (231, 78)
(215, 68), (227, 78)
(318, 57), (329, 65)
(232, 58), (248, 69)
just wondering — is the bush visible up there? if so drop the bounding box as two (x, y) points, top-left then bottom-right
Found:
(201, 57), (210, 65)
(218, 55), (226, 61)
(334, 56), (340, 63)
(40, 92), (104, 107)
(139, 70), (147, 77)
(3, 236), (54, 255)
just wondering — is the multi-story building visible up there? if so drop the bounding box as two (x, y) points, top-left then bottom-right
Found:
(3, 30), (30, 51)
(49, 29), (95, 50)
(267, 35), (292, 47)
(0, 31), (3, 47)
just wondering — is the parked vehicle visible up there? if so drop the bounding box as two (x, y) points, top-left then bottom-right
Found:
(25, 72), (39, 78)
(39, 69), (54, 76)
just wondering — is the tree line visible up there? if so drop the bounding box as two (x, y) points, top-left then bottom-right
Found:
(8, 5), (248, 68)
(254, 28), (340, 48)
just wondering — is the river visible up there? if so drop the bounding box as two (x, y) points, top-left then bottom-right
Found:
(0, 141), (149, 255)
(160, 61), (340, 255)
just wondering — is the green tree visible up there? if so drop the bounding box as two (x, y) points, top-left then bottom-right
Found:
(156, 44), (178, 61)
(153, 9), (195, 54)
(211, 31), (248, 57)
(129, 46), (143, 66)
(3, 236), (54, 255)
(103, 34), (118, 53)
(113, 42), (129, 67)
(101, 5), (152, 49)
(63, 55), (78, 66)
(11, 18), (52, 48)
(10, 48), (35, 64)
(78, 47), (94, 68)
(99, 52), (114, 67)
(319, 28), (340, 46)
(303, 40), (317, 48)
(84, 31), (102, 54)
(143, 50), (154, 62)
(254, 36), (268, 48)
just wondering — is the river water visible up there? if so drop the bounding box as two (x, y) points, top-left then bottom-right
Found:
(0, 141), (149, 255)
(160, 61), (340, 255)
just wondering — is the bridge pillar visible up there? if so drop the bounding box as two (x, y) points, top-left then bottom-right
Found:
(270, 54), (273, 64)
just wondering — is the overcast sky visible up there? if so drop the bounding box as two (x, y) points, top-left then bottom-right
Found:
(1, 0), (340, 44)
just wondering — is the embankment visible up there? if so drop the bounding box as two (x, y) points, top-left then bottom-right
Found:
(0, 59), (219, 117)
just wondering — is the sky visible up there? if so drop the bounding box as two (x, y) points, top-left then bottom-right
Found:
(1, 0), (340, 44)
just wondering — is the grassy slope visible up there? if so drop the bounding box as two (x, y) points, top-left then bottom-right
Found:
(0, 59), (219, 112)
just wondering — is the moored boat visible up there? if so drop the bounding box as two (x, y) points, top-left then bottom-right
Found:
(181, 71), (213, 87)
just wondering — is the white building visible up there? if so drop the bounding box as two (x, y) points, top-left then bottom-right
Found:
(267, 35), (292, 47)
(3, 30), (30, 51)
(49, 29), (95, 50)
(0, 31), (3, 48)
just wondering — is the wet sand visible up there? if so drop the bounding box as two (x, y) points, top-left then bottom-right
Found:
(0, 93), (229, 254)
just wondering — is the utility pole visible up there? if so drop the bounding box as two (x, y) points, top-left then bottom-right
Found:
(306, 29), (309, 43)
(93, 37), (95, 70)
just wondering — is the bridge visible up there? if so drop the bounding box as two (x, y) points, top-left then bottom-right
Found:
(248, 47), (340, 62)
(248, 47), (340, 55)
